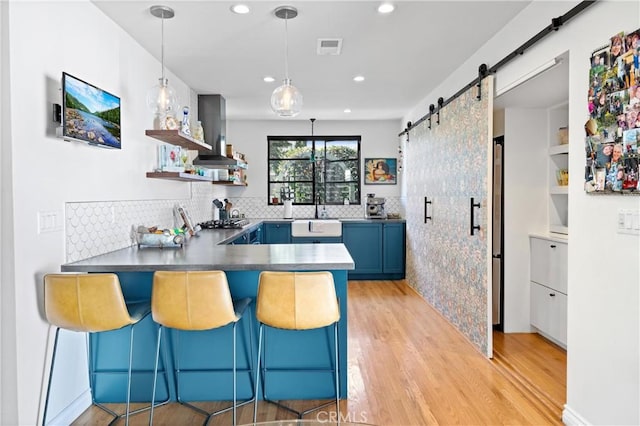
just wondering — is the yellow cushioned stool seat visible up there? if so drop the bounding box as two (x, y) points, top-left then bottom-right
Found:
(42, 273), (169, 426)
(150, 271), (254, 426)
(253, 271), (341, 422)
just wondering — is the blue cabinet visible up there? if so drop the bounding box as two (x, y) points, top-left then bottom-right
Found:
(382, 223), (405, 275)
(342, 222), (405, 280)
(230, 233), (249, 245)
(227, 225), (262, 245)
(342, 223), (382, 275)
(263, 222), (291, 244)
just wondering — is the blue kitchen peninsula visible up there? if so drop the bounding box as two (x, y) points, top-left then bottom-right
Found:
(61, 228), (354, 404)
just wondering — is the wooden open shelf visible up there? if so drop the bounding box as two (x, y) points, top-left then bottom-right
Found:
(145, 130), (212, 151)
(212, 180), (248, 186)
(146, 172), (212, 182)
(146, 172), (247, 186)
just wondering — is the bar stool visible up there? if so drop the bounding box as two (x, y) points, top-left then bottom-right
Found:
(150, 271), (254, 426)
(253, 271), (340, 422)
(42, 273), (169, 426)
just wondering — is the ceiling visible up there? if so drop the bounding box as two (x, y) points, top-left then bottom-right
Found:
(93, 1), (532, 121)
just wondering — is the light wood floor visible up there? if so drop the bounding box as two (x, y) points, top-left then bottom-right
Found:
(71, 280), (566, 425)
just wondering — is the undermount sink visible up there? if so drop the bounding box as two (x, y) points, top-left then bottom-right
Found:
(291, 219), (342, 237)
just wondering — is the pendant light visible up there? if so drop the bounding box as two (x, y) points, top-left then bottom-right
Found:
(270, 6), (303, 117)
(146, 5), (179, 128)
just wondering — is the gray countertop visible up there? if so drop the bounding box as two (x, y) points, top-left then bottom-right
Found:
(62, 225), (354, 272)
(60, 218), (406, 273)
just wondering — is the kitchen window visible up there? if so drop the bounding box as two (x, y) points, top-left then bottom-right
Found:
(268, 136), (361, 205)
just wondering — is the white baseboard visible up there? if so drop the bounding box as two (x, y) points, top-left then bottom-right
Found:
(563, 404), (591, 426)
(46, 389), (91, 426)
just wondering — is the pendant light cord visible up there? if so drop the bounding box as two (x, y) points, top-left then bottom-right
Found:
(284, 10), (289, 80)
(161, 13), (165, 81)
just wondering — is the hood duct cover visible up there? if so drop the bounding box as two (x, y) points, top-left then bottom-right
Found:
(193, 94), (239, 167)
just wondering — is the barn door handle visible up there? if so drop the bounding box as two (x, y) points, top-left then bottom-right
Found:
(424, 197), (432, 223)
(470, 197), (481, 235)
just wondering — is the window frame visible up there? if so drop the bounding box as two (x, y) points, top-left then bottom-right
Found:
(267, 135), (362, 206)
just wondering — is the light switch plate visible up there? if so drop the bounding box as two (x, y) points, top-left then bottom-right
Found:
(618, 209), (639, 235)
(38, 210), (63, 234)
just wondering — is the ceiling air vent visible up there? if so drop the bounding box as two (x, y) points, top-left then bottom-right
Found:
(317, 38), (343, 55)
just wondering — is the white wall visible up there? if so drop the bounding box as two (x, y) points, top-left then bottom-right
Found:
(227, 118), (402, 201)
(503, 108), (547, 332)
(2, 1), (227, 423)
(1, 0), (19, 424)
(404, 1), (640, 423)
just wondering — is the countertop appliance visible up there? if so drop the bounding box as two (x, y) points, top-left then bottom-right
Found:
(199, 219), (250, 229)
(365, 193), (387, 219)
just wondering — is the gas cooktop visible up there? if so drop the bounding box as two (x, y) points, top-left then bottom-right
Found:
(199, 219), (249, 229)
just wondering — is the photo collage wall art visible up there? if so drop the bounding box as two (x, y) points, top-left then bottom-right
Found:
(585, 27), (640, 194)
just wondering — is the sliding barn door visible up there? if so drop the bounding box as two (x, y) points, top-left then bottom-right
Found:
(404, 77), (494, 357)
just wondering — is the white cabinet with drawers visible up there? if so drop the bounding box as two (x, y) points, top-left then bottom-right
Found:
(529, 235), (568, 348)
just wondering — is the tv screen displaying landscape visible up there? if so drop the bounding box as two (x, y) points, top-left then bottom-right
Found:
(62, 72), (121, 149)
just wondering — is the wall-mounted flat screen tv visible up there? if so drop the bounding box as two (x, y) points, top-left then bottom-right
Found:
(62, 72), (121, 149)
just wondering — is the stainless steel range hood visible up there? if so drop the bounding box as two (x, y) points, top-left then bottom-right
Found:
(193, 94), (241, 168)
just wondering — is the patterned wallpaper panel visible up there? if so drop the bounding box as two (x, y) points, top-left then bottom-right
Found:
(65, 183), (224, 263)
(403, 77), (493, 356)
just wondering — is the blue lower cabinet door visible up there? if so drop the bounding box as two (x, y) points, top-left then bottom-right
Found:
(342, 223), (382, 274)
(383, 223), (405, 274)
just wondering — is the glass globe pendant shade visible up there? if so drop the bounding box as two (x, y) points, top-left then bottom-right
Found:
(270, 78), (303, 117)
(146, 77), (179, 116)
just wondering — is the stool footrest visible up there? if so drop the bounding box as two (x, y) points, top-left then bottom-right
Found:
(263, 398), (338, 419)
(94, 398), (171, 426)
(179, 397), (256, 426)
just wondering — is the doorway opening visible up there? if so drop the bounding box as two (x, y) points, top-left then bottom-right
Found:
(491, 51), (569, 414)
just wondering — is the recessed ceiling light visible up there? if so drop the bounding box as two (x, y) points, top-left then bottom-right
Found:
(378, 3), (395, 14)
(353, 75), (365, 82)
(231, 4), (250, 14)
(344, 108), (352, 113)
(263, 76), (275, 83)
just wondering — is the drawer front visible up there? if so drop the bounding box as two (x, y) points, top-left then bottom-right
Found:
(530, 237), (568, 294)
(264, 223), (292, 244)
(530, 282), (567, 346)
(291, 236), (342, 244)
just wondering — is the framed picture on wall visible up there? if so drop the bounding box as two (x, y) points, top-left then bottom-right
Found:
(364, 158), (397, 184)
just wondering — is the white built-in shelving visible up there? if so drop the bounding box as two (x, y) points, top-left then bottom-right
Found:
(547, 101), (569, 235)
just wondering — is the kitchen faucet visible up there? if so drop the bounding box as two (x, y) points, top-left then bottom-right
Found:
(314, 192), (329, 219)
